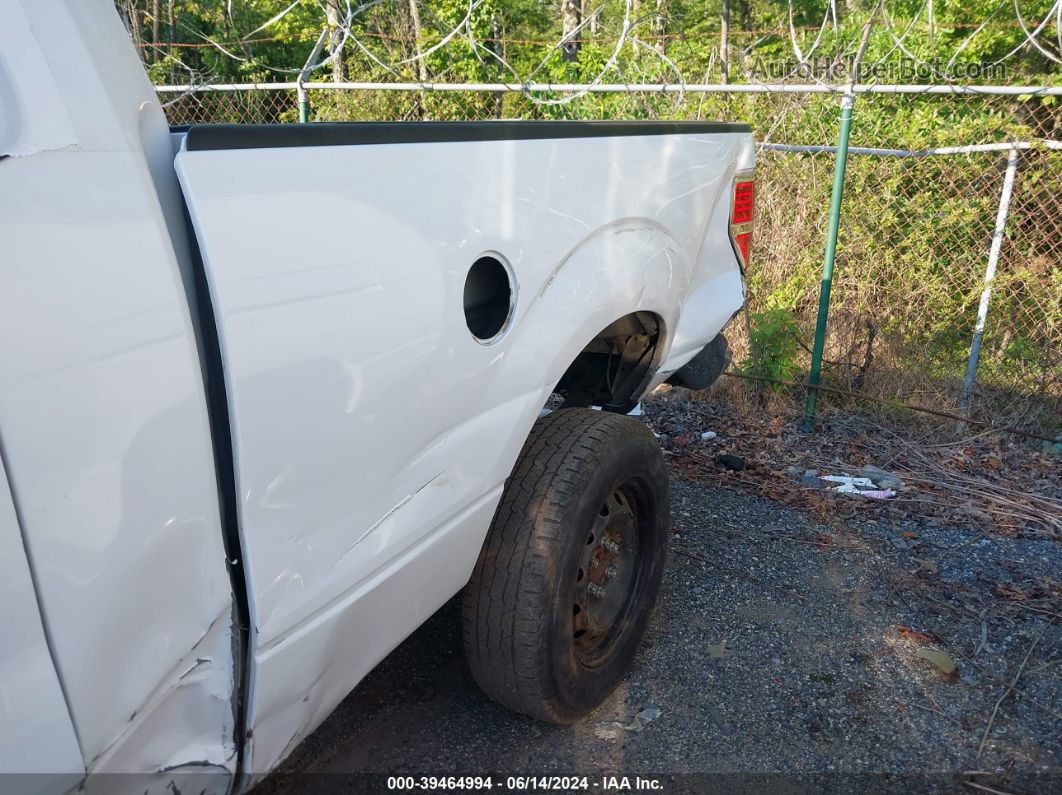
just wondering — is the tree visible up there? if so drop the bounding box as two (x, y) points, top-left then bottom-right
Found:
(167, 0), (175, 81)
(721, 0), (730, 83)
(408, 0), (428, 82)
(654, 0), (668, 53)
(151, 0), (160, 61)
(560, 0), (580, 62)
(581, 0), (598, 35)
(325, 0), (345, 82)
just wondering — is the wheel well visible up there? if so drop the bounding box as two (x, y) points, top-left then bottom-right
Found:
(554, 312), (663, 413)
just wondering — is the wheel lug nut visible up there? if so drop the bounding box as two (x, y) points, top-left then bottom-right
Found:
(605, 565), (618, 580)
(588, 583), (607, 599)
(601, 538), (620, 553)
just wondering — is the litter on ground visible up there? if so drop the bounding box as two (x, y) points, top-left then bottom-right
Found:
(821, 474), (897, 499)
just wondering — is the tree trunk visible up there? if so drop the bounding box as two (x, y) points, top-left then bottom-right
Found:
(490, 15), (504, 118)
(408, 0), (428, 82)
(720, 0), (730, 84)
(654, 0), (668, 53)
(117, 1), (144, 60)
(560, 0), (581, 62)
(579, 1), (596, 36)
(167, 0), (175, 82)
(151, 0), (159, 62)
(631, 0), (641, 53)
(325, 0), (345, 82)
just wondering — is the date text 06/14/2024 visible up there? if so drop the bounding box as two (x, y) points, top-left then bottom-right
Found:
(386, 776), (665, 791)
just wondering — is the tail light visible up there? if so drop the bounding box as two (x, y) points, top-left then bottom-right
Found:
(730, 174), (755, 270)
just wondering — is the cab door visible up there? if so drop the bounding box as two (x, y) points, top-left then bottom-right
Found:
(0, 453), (83, 790)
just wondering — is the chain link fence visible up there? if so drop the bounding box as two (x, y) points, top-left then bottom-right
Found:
(159, 83), (1061, 437)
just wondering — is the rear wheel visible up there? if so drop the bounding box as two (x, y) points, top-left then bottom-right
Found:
(462, 408), (669, 723)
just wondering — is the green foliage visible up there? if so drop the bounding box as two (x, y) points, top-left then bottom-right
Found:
(121, 1), (1062, 90)
(740, 309), (804, 386)
(126, 1), (1060, 430)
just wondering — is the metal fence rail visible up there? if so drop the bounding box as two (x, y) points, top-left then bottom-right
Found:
(156, 82), (1062, 95)
(156, 82), (1061, 437)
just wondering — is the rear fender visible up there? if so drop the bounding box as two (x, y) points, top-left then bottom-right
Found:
(500, 217), (692, 403)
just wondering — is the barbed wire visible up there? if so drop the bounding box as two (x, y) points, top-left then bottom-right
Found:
(134, 17), (1059, 51)
(148, 0), (1062, 100)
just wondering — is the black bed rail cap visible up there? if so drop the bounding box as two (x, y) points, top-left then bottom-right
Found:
(182, 120), (752, 151)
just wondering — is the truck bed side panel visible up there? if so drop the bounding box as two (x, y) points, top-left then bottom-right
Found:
(177, 127), (748, 771)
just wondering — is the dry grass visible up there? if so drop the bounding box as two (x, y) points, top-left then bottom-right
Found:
(735, 147), (1061, 436)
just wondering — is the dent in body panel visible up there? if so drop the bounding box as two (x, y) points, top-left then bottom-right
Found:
(176, 131), (751, 771)
(533, 218), (687, 303)
(0, 149), (236, 780)
(253, 390), (538, 658)
(82, 605), (237, 792)
(248, 486), (506, 772)
(343, 470), (445, 553)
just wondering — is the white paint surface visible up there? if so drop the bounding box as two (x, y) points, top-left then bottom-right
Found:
(0, 454), (83, 785)
(178, 129), (750, 771)
(0, 1), (237, 788)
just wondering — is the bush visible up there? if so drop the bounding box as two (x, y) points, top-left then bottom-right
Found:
(740, 309), (804, 387)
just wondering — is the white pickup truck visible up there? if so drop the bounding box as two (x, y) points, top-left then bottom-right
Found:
(0, 1), (754, 792)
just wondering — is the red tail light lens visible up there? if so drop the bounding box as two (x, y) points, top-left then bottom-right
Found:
(731, 177), (755, 269)
(732, 180), (755, 224)
(734, 231), (752, 263)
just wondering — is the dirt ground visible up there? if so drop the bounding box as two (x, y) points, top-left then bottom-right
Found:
(258, 396), (1059, 795)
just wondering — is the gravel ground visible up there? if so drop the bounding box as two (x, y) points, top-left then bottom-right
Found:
(258, 412), (1059, 795)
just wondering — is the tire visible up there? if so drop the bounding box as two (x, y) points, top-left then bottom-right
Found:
(462, 408), (670, 723)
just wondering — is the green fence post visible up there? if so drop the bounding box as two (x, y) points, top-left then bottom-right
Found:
(296, 29), (328, 124)
(801, 5), (878, 432)
(802, 90), (856, 432)
(297, 83), (310, 123)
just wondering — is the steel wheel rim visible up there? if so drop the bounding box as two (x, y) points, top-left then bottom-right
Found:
(572, 481), (644, 667)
